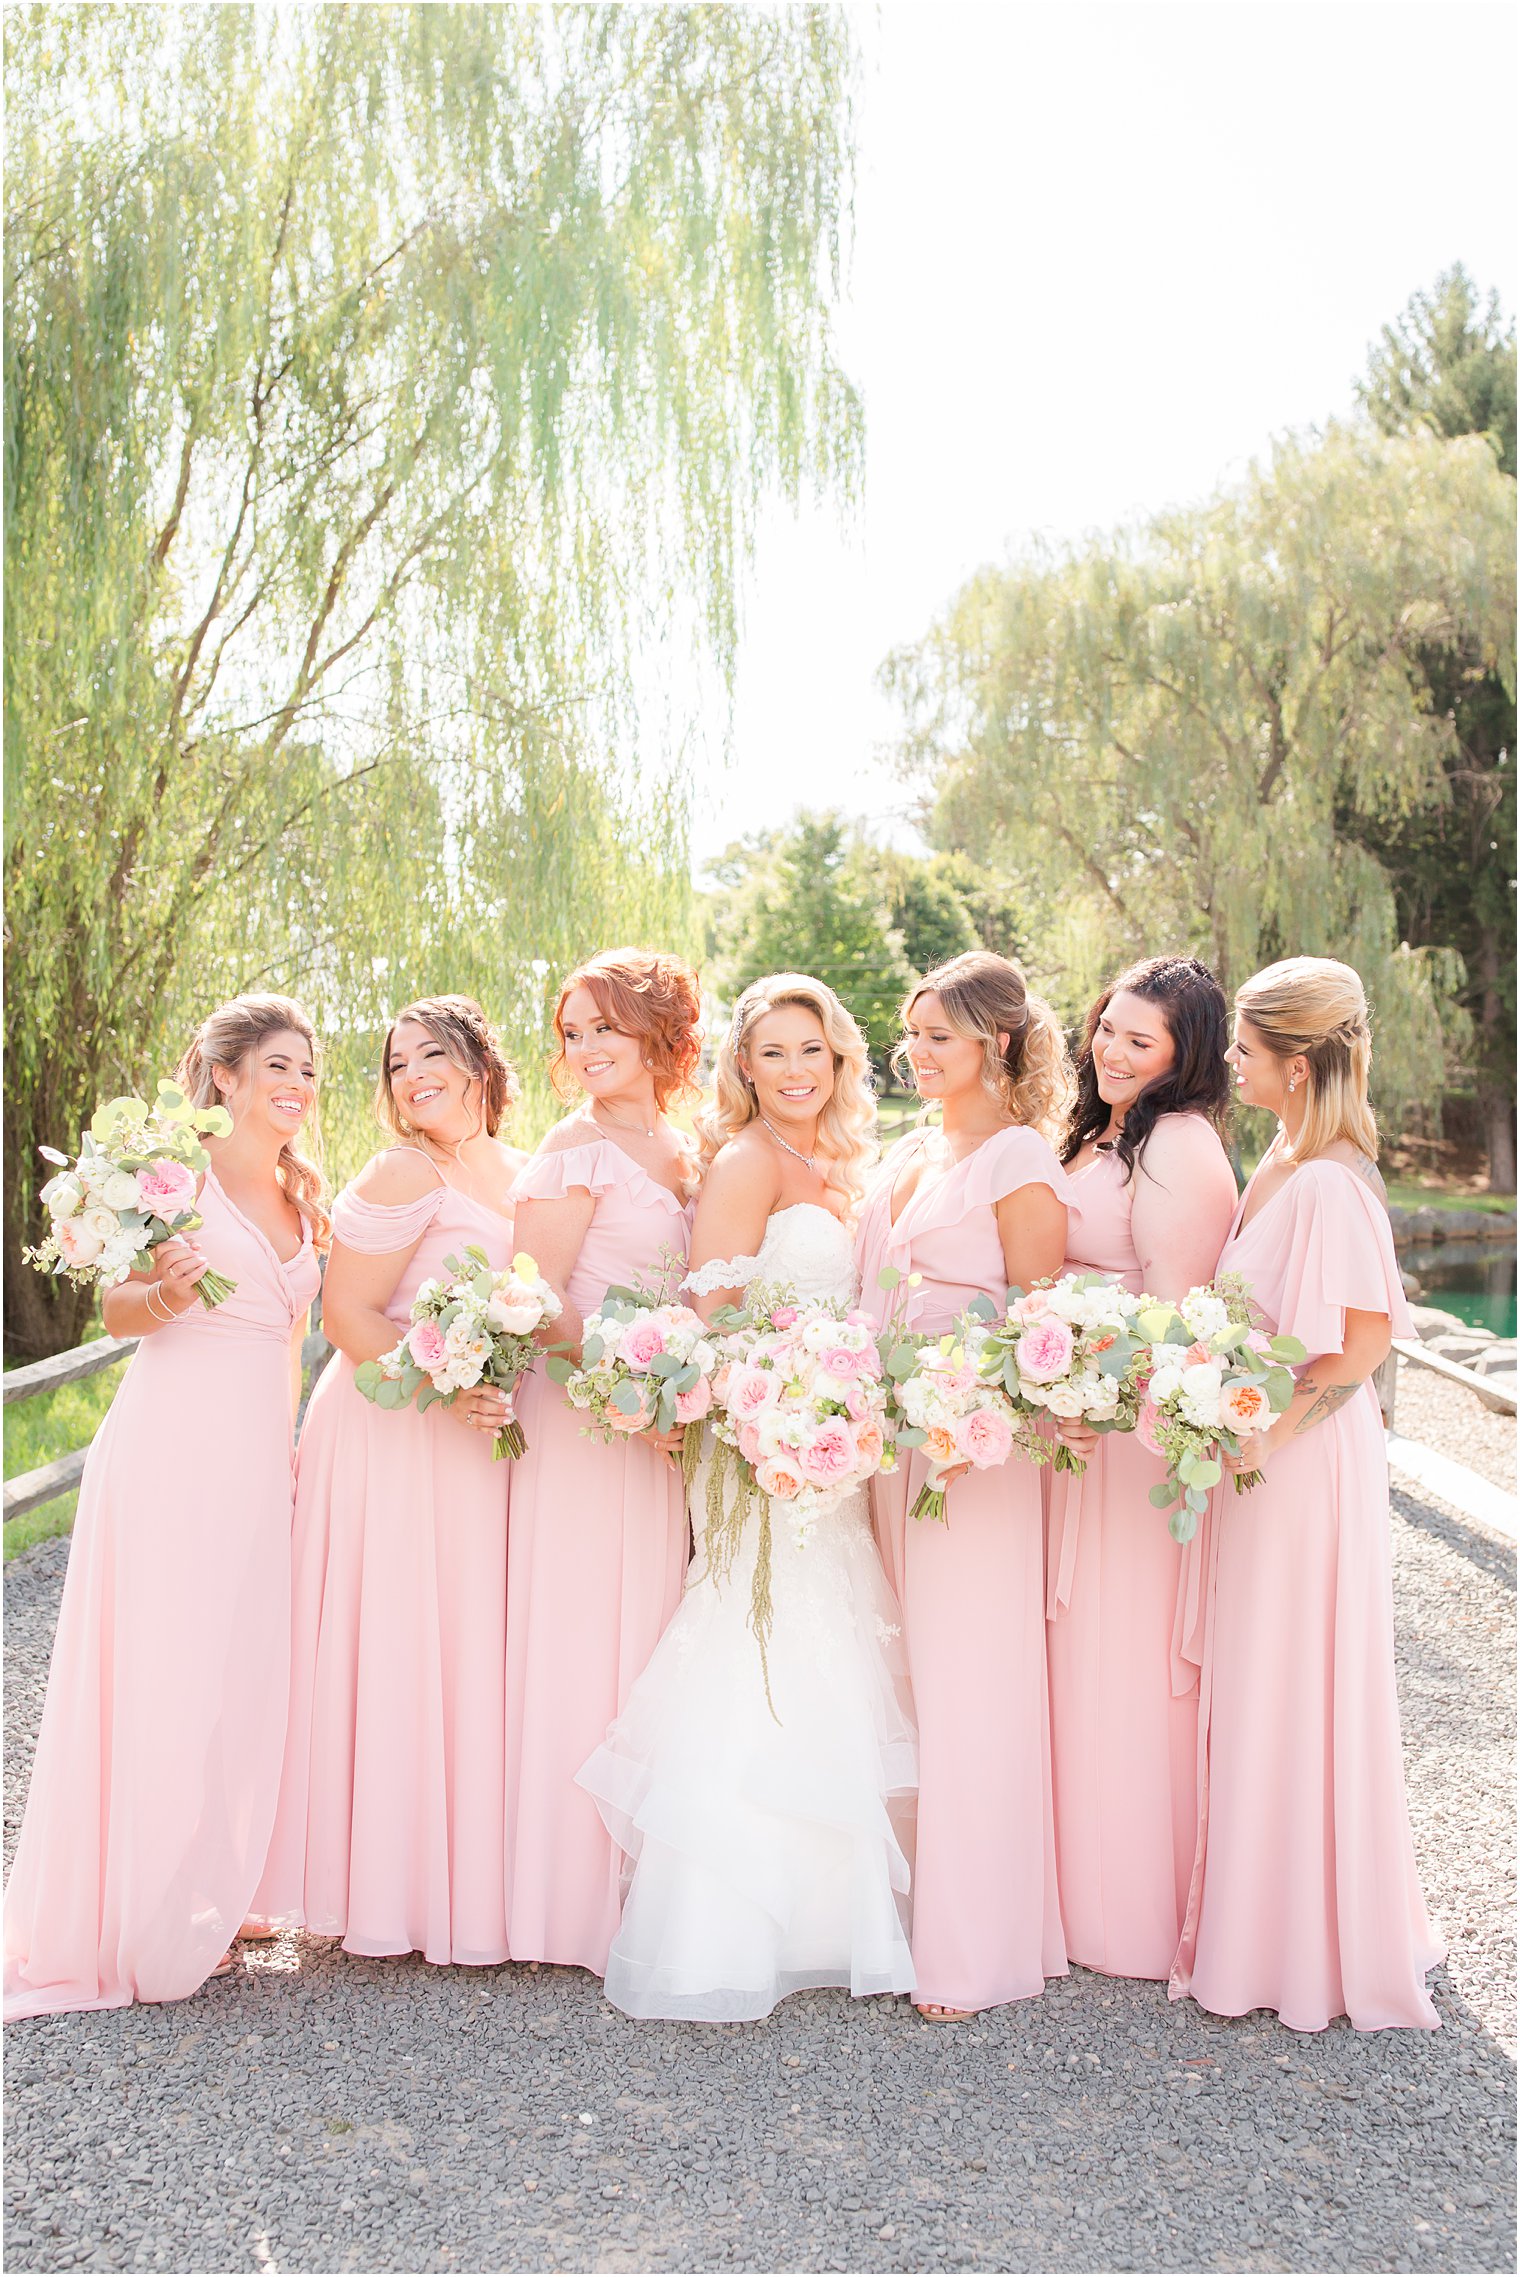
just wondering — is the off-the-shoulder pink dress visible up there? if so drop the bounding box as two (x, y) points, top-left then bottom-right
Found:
(251, 1158), (516, 1965)
(1046, 1120), (1238, 1979)
(504, 1133), (693, 1974)
(1169, 1156), (1443, 2031)
(857, 1124), (1072, 2011)
(6, 1174), (318, 2019)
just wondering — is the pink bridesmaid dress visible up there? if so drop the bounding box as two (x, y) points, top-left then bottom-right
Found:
(857, 1124), (1072, 2012)
(5, 1174), (318, 2019)
(251, 1157), (515, 1965)
(1045, 1118), (1238, 1979)
(1170, 1156), (1444, 2031)
(504, 1132), (692, 1974)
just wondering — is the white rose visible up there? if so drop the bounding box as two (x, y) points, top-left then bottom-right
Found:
(1042, 1381), (1089, 1419)
(488, 1297), (543, 1335)
(42, 1173), (84, 1218)
(81, 1206), (120, 1243)
(101, 1171), (142, 1212)
(755, 1409), (791, 1459)
(1148, 1361), (1184, 1406)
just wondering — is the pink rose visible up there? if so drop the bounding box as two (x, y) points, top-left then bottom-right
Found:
(408, 1320), (447, 1370)
(737, 1420), (763, 1465)
(135, 1158), (198, 1219)
(1220, 1379), (1271, 1434)
(799, 1419), (858, 1486)
(852, 1419), (885, 1472)
(674, 1377), (713, 1423)
(955, 1406), (1015, 1469)
(1184, 1341), (1212, 1367)
(755, 1454), (804, 1501)
(819, 1343), (869, 1379)
(843, 1380), (873, 1422)
(1245, 1327), (1273, 1355)
(729, 1366), (779, 1420)
(1135, 1399), (1166, 1458)
(711, 1363), (734, 1403)
(621, 1320), (667, 1371)
(769, 1306), (800, 1330)
(55, 1215), (104, 1268)
(1016, 1317), (1075, 1384)
(1011, 1288), (1052, 1323)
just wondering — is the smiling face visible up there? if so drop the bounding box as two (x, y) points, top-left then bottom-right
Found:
(1225, 1013), (1292, 1115)
(1092, 989), (1177, 1117)
(385, 1018), (478, 1141)
(215, 1026), (318, 1139)
(740, 1002), (836, 1131)
(901, 990), (996, 1105)
(557, 983), (647, 1105)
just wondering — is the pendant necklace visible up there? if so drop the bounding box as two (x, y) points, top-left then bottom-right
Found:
(595, 1101), (657, 1140)
(761, 1114), (817, 1172)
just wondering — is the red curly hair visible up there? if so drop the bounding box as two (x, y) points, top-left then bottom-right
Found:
(550, 948), (702, 1113)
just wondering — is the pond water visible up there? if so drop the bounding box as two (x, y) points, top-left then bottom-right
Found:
(1400, 1242), (1517, 1339)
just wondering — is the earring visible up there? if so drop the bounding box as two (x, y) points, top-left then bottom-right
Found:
(1288, 1076), (1297, 1094)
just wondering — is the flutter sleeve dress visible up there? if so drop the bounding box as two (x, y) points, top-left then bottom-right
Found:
(503, 1134), (693, 1975)
(250, 1163), (517, 1966)
(1046, 1116), (1238, 1979)
(856, 1123), (1072, 2013)
(1168, 1156), (1443, 2031)
(5, 1172), (318, 2018)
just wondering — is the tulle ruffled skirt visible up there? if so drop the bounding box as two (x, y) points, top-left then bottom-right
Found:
(577, 1469), (918, 2021)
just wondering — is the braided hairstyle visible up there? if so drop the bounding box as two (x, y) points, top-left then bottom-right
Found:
(375, 996), (519, 1141)
(1234, 957), (1379, 1164)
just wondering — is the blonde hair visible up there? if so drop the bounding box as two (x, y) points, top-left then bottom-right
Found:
(1235, 956), (1380, 1165)
(175, 994), (331, 1250)
(896, 951), (1073, 1143)
(699, 972), (878, 1214)
(375, 996), (519, 1143)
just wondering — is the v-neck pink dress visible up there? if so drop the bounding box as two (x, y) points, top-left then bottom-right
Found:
(857, 1124), (1073, 2012)
(6, 1173), (318, 2019)
(1169, 1155), (1443, 2031)
(503, 1132), (693, 1974)
(251, 1157), (517, 1965)
(1045, 1119), (1238, 1979)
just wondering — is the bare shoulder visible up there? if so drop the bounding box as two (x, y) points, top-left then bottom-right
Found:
(536, 1110), (601, 1157)
(1138, 1112), (1233, 1184)
(350, 1146), (443, 1206)
(703, 1127), (783, 1208)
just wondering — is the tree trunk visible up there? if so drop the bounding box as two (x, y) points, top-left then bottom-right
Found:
(1480, 1080), (1517, 1196)
(3, 1217), (98, 1360)
(1475, 933), (1517, 1195)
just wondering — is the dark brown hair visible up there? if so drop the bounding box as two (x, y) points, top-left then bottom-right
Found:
(1061, 955), (1231, 1180)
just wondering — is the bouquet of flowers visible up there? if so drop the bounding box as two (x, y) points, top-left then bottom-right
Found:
(354, 1247), (561, 1459)
(880, 1323), (1029, 1523)
(1130, 1277), (1305, 1540)
(971, 1272), (1149, 1472)
(25, 1082), (237, 1306)
(547, 1286), (720, 1485)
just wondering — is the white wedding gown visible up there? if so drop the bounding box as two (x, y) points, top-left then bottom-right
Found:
(576, 1203), (919, 2021)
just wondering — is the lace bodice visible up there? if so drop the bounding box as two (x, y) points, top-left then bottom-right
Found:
(682, 1203), (858, 1308)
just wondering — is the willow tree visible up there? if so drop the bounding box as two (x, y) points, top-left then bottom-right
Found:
(883, 424), (1516, 1140)
(4, 3), (863, 1353)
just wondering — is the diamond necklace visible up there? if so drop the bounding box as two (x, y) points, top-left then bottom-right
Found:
(594, 1101), (656, 1140)
(760, 1114), (817, 1172)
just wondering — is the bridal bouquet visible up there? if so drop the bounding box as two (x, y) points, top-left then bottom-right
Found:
(971, 1272), (1149, 1472)
(1130, 1277), (1305, 1540)
(25, 1082), (237, 1306)
(547, 1287), (719, 1484)
(710, 1293), (894, 1545)
(880, 1322), (1029, 1524)
(355, 1247), (561, 1459)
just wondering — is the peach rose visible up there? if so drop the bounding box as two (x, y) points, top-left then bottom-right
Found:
(1220, 1379), (1272, 1434)
(756, 1454), (804, 1500)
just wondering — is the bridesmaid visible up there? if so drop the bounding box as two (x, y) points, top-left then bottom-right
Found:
(1170, 956), (1443, 2031)
(251, 997), (526, 1965)
(858, 950), (1075, 2019)
(5, 996), (325, 2017)
(505, 946), (701, 1976)
(1045, 957), (1237, 1979)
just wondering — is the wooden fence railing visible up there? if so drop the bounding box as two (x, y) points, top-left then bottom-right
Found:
(4, 1329), (333, 1524)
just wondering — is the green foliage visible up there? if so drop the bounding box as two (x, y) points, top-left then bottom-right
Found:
(882, 421), (1516, 1135)
(1353, 269), (1517, 1189)
(4, 3), (863, 1353)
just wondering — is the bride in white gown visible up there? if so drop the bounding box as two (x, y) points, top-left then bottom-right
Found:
(576, 975), (918, 2021)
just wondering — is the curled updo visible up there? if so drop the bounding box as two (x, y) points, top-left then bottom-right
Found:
(1235, 956), (1379, 1165)
(549, 948), (703, 1112)
(699, 971), (879, 1213)
(895, 951), (1074, 1143)
(174, 993), (331, 1249)
(1062, 955), (1231, 1180)
(375, 996), (519, 1142)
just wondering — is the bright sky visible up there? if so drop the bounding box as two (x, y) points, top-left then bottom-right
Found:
(687, 0), (1519, 871)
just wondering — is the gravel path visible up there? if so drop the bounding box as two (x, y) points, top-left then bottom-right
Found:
(1392, 1361), (1516, 1495)
(4, 1482), (1514, 2276)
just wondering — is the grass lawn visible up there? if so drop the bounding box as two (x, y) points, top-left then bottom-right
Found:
(3, 1328), (124, 1561)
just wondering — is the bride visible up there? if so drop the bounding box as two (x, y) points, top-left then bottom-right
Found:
(576, 973), (918, 2021)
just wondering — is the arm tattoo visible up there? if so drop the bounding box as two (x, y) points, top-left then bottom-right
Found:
(1294, 1381), (1359, 1434)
